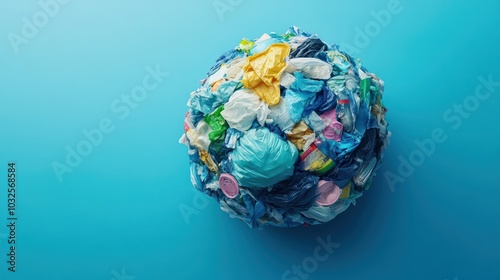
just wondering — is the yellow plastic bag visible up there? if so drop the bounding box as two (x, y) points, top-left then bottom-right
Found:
(242, 43), (290, 106)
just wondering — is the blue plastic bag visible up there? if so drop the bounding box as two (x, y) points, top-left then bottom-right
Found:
(284, 72), (324, 122)
(230, 127), (298, 188)
(258, 172), (319, 211)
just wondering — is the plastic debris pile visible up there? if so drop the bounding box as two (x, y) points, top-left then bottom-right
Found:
(180, 26), (391, 228)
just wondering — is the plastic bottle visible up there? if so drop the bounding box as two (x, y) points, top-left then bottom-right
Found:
(336, 99), (354, 133)
(359, 78), (371, 101)
(353, 157), (378, 187)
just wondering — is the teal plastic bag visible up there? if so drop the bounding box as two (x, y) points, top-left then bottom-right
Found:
(230, 127), (298, 188)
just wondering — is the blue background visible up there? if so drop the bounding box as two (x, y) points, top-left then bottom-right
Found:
(0, 0), (499, 279)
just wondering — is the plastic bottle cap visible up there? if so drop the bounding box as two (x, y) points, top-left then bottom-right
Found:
(316, 180), (341, 206)
(219, 173), (240, 199)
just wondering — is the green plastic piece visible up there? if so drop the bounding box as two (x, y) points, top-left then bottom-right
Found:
(204, 105), (228, 141)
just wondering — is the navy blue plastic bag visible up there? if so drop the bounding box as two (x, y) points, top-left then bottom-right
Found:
(258, 172), (319, 211)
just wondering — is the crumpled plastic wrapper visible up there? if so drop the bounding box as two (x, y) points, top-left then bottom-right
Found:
(180, 26), (391, 228)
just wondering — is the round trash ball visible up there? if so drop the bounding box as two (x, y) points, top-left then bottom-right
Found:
(180, 26), (391, 228)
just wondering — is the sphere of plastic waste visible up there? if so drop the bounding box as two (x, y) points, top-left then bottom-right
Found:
(180, 26), (391, 228)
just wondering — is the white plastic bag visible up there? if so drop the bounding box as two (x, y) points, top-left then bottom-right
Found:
(220, 89), (270, 132)
(280, 72), (296, 89)
(268, 98), (296, 131)
(285, 57), (332, 80)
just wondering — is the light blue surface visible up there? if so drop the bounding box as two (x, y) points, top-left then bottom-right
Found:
(0, 0), (499, 279)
